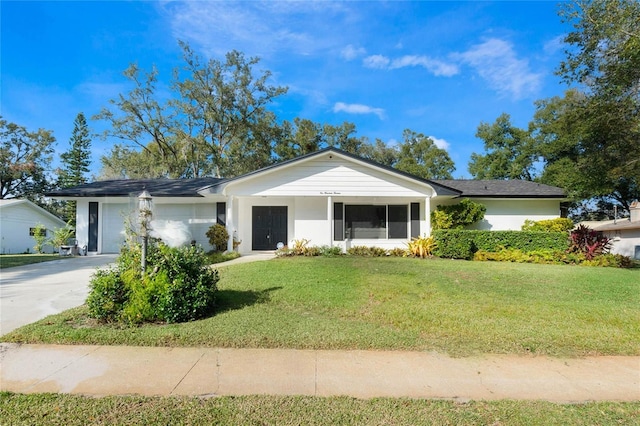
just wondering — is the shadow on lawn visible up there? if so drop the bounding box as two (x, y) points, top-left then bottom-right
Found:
(215, 286), (282, 314)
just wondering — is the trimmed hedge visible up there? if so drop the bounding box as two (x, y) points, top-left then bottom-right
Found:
(433, 229), (570, 260)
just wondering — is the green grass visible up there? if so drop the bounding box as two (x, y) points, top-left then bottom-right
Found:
(4, 257), (639, 357)
(0, 254), (68, 269)
(206, 250), (241, 264)
(1, 392), (638, 425)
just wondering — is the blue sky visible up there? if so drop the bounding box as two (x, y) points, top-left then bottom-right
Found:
(1, 1), (570, 179)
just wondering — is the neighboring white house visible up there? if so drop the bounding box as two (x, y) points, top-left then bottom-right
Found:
(594, 200), (640, 260)
(0, 199), (67, 254)
(48, 148), (567, 255)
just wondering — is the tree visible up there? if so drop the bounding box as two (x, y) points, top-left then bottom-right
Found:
(558, 0), (640, 100)
(274, 118), (325, 160)
(100, 144), (169, 179)
(273, 119), (367, 161)
(360, 138), (399, 167)
(468, 113), (536, 180)
(394, 129), (455, 179)
(96, 41), (287, 179)
(173, 42), (287, 177)
(58, 113), (92, 225)
(531, 91), (639, 217)
(322, 121), (367, 155)
(0, 117), (55, 202)
(550, 0), (640, 214)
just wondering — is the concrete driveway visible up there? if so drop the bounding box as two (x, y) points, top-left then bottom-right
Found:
(0, 255), (117, 336)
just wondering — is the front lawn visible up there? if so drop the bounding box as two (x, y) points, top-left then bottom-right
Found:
(4, 257), (639, 357)
(1, 393), (638, 425)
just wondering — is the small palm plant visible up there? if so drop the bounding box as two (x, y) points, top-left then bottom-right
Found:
(50, 223), (75, 252)
(406, 236), (436, 258)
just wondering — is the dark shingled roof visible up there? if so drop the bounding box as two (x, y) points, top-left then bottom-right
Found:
(433, 180), (566, 198)
(47, 151), (566, 200)
(47, 178), (223, 197)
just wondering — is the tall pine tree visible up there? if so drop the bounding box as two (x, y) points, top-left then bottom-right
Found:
(58, 113), (91, 225)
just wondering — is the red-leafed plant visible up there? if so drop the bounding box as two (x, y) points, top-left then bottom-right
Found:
(568, 224), (612, 260)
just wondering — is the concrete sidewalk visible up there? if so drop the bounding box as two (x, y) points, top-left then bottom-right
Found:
(1, 343), (638, 402)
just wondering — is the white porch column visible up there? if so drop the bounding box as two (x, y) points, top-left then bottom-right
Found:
(226, 195), (235, 252)
(424, 197), (431, 236)
(327, 196), (332, 247)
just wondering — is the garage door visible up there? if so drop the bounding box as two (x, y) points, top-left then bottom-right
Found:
(101, 203), (129, 253)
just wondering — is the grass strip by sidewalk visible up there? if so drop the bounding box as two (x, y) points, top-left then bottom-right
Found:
(0, 254), (68, 269)
(4, 257), (639, 357)
(2, 393), (639, 426)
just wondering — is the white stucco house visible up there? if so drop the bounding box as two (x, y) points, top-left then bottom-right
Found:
(0, 199), (67, 254)
(594, 200), (640, 259)
(48, 148), (566, 255)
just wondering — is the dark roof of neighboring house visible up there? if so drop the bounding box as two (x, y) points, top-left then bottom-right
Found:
(47, 178), (223, 198)
(433, 179), (566, 198)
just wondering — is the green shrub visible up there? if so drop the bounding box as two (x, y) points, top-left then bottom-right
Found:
(431, 198), (486, 230)
(473, 248), (632, 268)
(319, 245), (343, 257)
(521, 218), (574, 232)
(87, 243), (219, 324)
(406, 236), (436, 258)
(347, 246), (387, 257)
(86, 268), (129, 322)
(387, 247), (408, 257)
(473, 230), (569, 252)
(303, 246), (322, 257)
(474, 248), (564, 264)
(432, 229), (569, 260)
(432, 230), (476, 259)
(276, 239), (326, 257)
(32, 223), (48, 254)
(122, 269), (169, 323)
(430, 209), (454, 230)
(581, 253), (635, 268)
(275, 247), (295, 257)
(148, 244), (220, 323)
(206, 224), (229, 252)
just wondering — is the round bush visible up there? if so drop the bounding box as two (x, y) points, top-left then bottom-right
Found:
(87, 243), (219, 324)
(86, 268), (129, 322)
(206, 224), (229, 252)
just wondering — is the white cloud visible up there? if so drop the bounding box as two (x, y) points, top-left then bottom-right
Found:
(389, 55), (459, 76)
(333, 102), (385, 120)
(543, 34), (565, 56)
(363, 54), (391, 69)
(429, 136), (450, 151)
(363, 54), (459, 77)
(455, 38), (542, 99)
(158, 1), (351, 58)
(341, 44), (366, 61)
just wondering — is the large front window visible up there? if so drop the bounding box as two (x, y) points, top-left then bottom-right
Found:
(344, 205), (407, 239)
